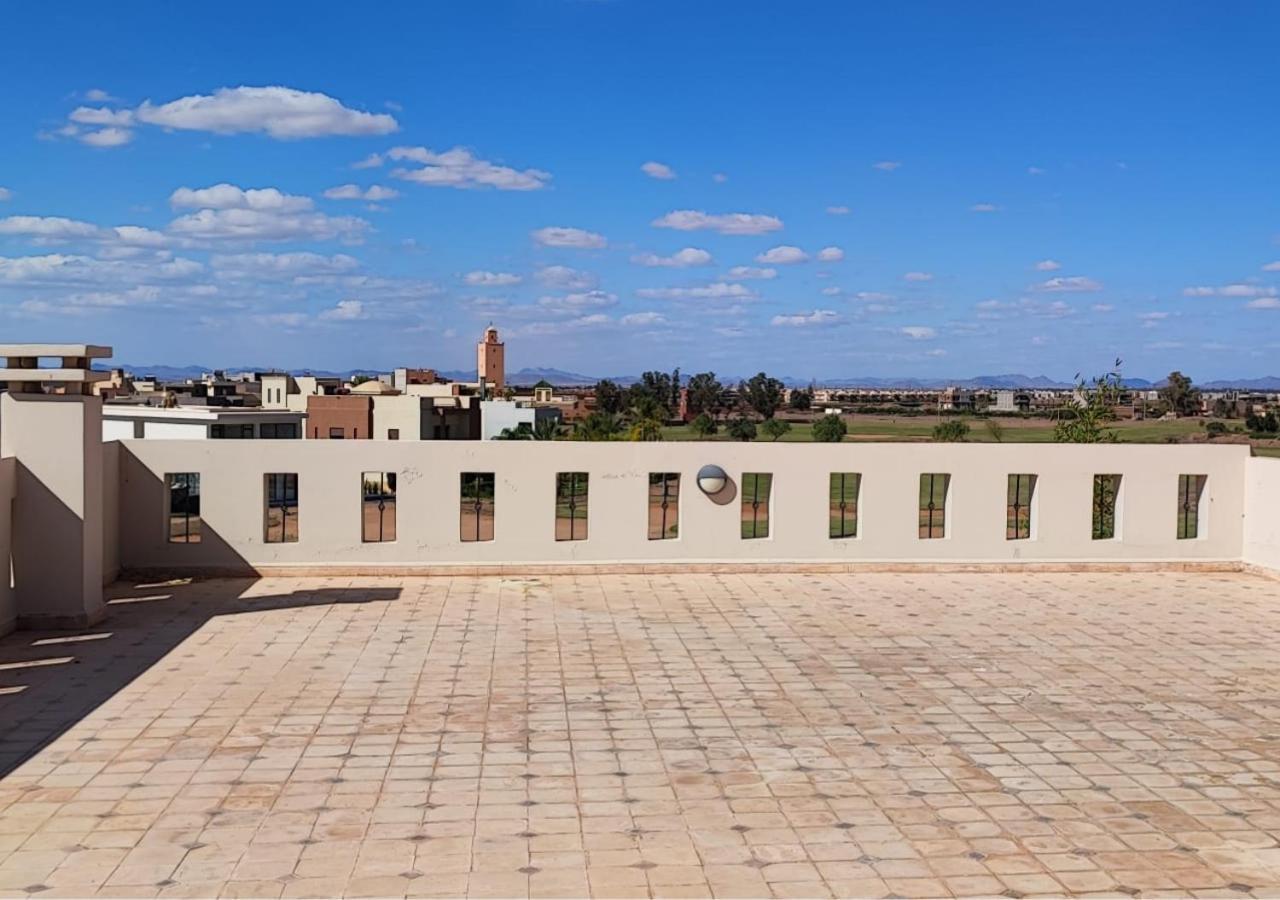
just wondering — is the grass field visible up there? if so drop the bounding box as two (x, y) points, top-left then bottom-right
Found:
(661, 414), (1280, 455)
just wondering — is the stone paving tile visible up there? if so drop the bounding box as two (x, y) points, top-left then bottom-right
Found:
(1, 572), (1280, 897)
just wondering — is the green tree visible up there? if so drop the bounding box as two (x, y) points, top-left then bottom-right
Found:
(1212, 397), (1231, 418)
(1204, 421), (1228, 439)
(1055, 362), (1125, 443)
(494, 425), (532, 440)
(726, 416), (758, 442)
(594, 379), (626, 415)
(789, 387), (813, 411)
(690, 412), (718, 438)
(811, 414), (848, 442)
(932, 420), (970, 442)
(573, 411), (623, 441)
(685, 372), (724, 418)
(1159, 371), (1200, 417)
(626, 394), (666, 441)
(531, 417), (562, 440)
(1246, 411), (1279, 434)
(628, 371), (675, 418)
(984, 418), (1005, 442)
(761, 418), (792, 441)
(741, 372), (784, 419)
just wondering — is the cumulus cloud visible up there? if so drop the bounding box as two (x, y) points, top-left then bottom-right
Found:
(170, 183), (313, 212)
(537, 290), (618, 314)
(771, 309), (839, 327)
(755, 245), (808, 265)
(651, 210), (783, 235)
(1139, 311), (1169, 328)
(167, 208), (368, 243)
(323, 184), (399, 201)
(621, 311), (667, 326)
(1262, 261), (1280, 272)
(135, 86), (397, 138)
(1037, 275), (1102, 292)
(531, 226), (607, 249)
(1091, 303), (1115, 313)
(872, 160), (901, 171)
(816, 246), (844, 262)
(826, 205), (850, 215)
(1035, 259), (1061, 271)
(901, 325), (937, 340)
(388, 146), (550, 191)
(970, 203), (999, 213)
(1248, 298), (1280, 309)
(0, 215), (102, 240)
(0, 187), (10, 202)
(631, 247), (713, 268)
(464, 270), (522, 287)
(319, 299), (366, 321)
(535, 265), (596, 290)
(640, 161), (676, 180)
(210, 252), (360, 278)
(726, 266), (776, 280)
(636, 282), (754, 301)
(903, 271), (933, 282)
(1183, 283), (1277, 298)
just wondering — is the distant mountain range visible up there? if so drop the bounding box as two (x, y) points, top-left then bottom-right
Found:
(105, 363), (1280, 392)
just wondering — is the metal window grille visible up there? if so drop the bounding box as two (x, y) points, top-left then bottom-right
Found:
(460, 473), (496, 542)
(265, 473), (298, 543)
(1177, 474), (1205, 540)
(361, 472), (397, 543)
(1092, 474), (1121, 540)
(648, 473), (680, 540)
(1006, 474), (1035, 540)
(555, 472), (589, 541)
(741, 472), (772, 539)
(166, 473), (200, 543)
(829, 473), (860, 539)
(919, 473), (949, 539)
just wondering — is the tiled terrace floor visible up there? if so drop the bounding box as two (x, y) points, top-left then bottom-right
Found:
(3, 573), (1280, 898)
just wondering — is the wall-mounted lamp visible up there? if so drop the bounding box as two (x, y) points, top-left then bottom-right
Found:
(697, 464), (728, 495)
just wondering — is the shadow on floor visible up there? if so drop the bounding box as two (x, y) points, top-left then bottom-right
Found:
(0, 579), (402, 778)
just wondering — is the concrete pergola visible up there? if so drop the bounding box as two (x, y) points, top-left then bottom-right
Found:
(1, 344), (111, 395)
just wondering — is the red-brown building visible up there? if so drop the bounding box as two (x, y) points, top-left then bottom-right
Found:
(306, 395), (372, 439)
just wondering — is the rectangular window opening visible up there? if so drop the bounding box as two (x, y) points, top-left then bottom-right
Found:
(361, 472), (397, 543)
(919, 473), (950, 539)
(265, 473), (299, 543)
(1006, 474), (1036, 541)
(1092, 474), (1122, 540)
(555, 472), (589, 541)
(648, 473), (680, 540)
(741, 472), (773, 539)
(1177, 474), (1207, 540)
(829, 473), (861, 539)
(460, 473), (496, 542)
(166, 473), (200, 543)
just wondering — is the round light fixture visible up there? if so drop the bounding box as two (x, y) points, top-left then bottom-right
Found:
(697, 464), (728, 496)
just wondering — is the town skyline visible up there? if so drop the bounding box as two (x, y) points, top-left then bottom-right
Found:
(2, 2), (1278, 378)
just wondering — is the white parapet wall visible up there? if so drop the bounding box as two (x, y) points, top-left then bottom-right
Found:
(1245, 456), (1280, 575)
(115, 440), (1254, 574)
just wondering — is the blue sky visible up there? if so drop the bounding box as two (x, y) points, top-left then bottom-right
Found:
(1, 1), (1277, 380)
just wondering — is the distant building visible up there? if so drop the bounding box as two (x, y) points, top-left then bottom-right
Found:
(102, 406), (303, 440)
(480, 400), (561, 440)
(306, 394), (373, 439)
(477, 326), (505, 393)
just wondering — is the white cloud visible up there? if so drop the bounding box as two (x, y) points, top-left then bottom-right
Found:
(630, 247), (713, 268)
(712, 173), (728, 183)
(1139, 311), (1169, 328)
(170, 183), (313, 212)
(901, 326), (937, 340)
(84, 88), (116, 103)
(537, 290), (617, 314)
(69, 106), (135, 126)
(167, 208), (368, 243)
(651, 210), (783, 235)
(1262, 261), (1280, 272)
(0, 215), (101, 240)
(1028, 166), (1045, 175)
(1035, 259), (1061, 271)
(1184, 283), (1277, 298)
(1247, 298), (1280, 309)
(323, 184), (399, 201)
(640, 161), (676, 180)
(903, 271), (933, 282)
(821, 286), (842, 296)
(535, 265), (596, 290)
(872, 161), (901, 171)
(210, 252), (360, 278)
(253, 312), (310, 328)
(1037, 275), (1102, 292)
(133, 86), (398, 138)
(318, 299), (366, 321)
(970, 203), (999, 213)
(636, 282), (755, 301)
(353, 153), (383, 169)
(826, 205), (850, 215)
(464, 270), (522, 287)
(76, 127), (135, 147)
(771, 309), (839, 327)
(389, 146), (550, 191)
(531, 226), (607, 249)
(621, 312), (667, 326)
(816, 246), (844, 262)
(756, 245), (808, 265)
(0, 187), (10, 202)
(855, 291), (894, 302)
(1091, 303), (1115, 313)
(726, 266), (776, 280)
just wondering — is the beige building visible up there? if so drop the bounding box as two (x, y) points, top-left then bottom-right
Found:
(477, 326), (505, 393)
